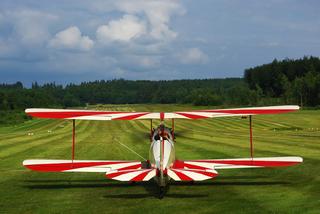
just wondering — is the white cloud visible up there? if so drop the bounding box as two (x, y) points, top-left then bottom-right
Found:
(96, 15), (146, 43)
(114, 0), (184, 41)
(0, 10), (59, 60)
(176, 48), (209, 64)
(0, 1), (191, 79)
(6, 10), (58, 46)
(0, 39), (15, 57)
(0, 12), (4, 24)
(127, 55), (161, 68)
(138, 56), (159, 68)
(49, 26), (94, 51)
(94, 0), (184, 44)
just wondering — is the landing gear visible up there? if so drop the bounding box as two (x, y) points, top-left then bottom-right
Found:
(159, 186), (165, 199)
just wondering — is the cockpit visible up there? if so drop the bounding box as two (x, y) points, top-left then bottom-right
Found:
(149, 125), (175, 172)
(152, 126), (173, 141)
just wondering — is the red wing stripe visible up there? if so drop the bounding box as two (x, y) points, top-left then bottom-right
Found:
(130, 170), (152, 181)
(172, 160), (185, 168)
(175, 112), (209, 119)
(24, 161), (129, 172)
(172, 160), (209, 170)
(117, 163), (141, 170)
(196, 109), (296, 114)
(182, 169), (217, 177)
(112, 113), (149, 120)
(106, 169), (139, 178)
(183, 162), (209, 170)
(27, 111), (126, 119)
(160, 112), (165, 120)
(171, 169), (193, 181)
(193, 160), (300, 167)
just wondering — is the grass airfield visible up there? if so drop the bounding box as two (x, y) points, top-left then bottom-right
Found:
(0, 104), (319, 213)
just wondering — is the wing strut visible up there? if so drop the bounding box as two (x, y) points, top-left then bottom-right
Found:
(150, 119), (153, 142)
(249, 115), (253, 159)
(172, 118), (175, 141)
(72, 119), (76, 163)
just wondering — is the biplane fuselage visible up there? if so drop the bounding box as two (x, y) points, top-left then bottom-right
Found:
(149, 126), (175, 187)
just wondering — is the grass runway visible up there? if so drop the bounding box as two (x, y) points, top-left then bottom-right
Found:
(0, 104), (319, 213)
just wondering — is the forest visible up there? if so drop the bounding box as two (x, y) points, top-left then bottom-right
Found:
(244, 56), (320, 107)
(1, 56), (319, 124)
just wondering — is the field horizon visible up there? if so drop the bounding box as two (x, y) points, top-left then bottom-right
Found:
(0, 104), (319, 213)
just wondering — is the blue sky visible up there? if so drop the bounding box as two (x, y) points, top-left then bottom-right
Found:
(0, 0), (319, 85)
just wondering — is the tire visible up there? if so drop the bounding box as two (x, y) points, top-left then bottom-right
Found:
(159, 186), (165, 199)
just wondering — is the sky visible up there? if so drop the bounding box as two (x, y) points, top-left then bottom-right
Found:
(0, 0), (319, 85)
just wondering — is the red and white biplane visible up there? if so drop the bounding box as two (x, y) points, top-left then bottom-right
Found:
(23, 105), (303, 198)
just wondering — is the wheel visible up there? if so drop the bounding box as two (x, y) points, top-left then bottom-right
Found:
(159, 186), (165, 199)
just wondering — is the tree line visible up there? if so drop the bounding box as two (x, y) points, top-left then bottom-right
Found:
(1, 56), (319, 124)
(244, 56), (320, 107)
(0, 78), (257, 109)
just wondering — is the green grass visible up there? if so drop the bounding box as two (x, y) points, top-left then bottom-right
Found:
(0, 104), (319, 213)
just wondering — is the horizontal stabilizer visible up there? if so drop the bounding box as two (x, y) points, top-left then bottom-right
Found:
(106, 168), (156, 181)
(23, 159), (142, 172)
(167, 168), (218, 181)
(173, 157), (303, 170)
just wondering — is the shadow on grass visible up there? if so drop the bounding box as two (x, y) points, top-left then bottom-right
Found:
(103, 182), (208, 199)
(216, 175), (269, 180)
(103, 193), (208, 199)
(22, 178), (290, 198)
(22, 181), (133, 189)
(171, 181), (289, 186)
(23, 179), (109, 183)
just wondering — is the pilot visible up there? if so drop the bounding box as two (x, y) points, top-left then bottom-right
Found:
(162, 130), (168, 140)
(154, 128), (160, 141)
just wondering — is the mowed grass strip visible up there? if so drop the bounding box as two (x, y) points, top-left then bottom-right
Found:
(0, 105), (319, 213)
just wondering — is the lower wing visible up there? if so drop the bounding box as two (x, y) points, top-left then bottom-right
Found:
(168, 157), (303, 181)
(23, 159), (156, 181)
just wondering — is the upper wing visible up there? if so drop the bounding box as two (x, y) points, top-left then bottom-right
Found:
(25, 105), (299, 120)
(174, 105), (299, 119)
(25, 108), (152, 120)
